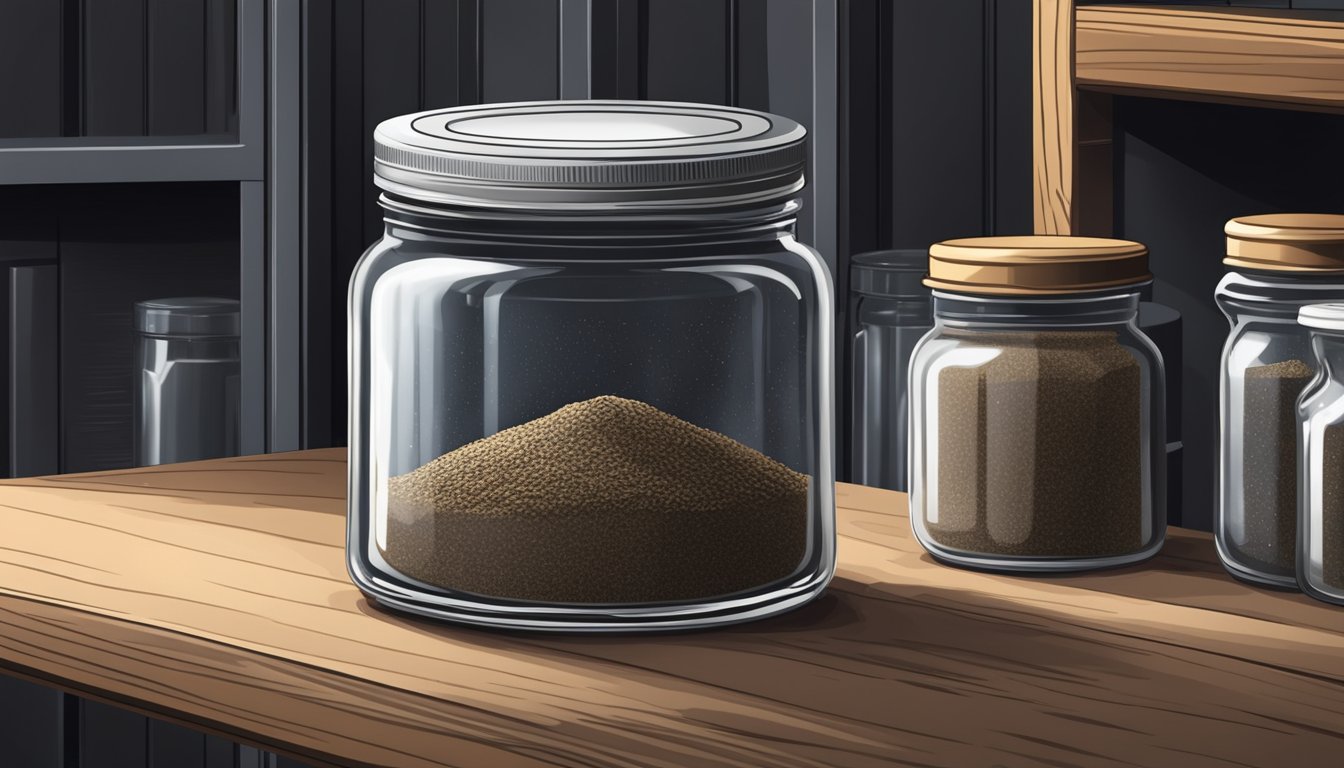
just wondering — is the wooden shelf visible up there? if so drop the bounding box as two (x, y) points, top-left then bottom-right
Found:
(0, 450), (1343, 766)
(1076, 5), (1344, 112)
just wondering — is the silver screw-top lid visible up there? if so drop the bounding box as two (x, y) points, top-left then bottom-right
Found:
(373, 100), (807, 210)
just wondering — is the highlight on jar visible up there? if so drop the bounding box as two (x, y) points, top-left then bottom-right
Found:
(348, 101), (836, 632)
(906, 236), (1168, 573)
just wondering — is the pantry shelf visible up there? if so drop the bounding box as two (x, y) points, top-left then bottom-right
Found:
(0, 450), (1341, 767)
(1074, 5), (1344, 112)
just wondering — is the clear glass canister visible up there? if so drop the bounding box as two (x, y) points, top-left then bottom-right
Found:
(1296, 304), (1344, 606)
(348, 101), (835, 631)
(1216, 214), (1344, 588)
(133, 297), (241, 466)
(909, 236), (1166, 571)
(849, 250), (931, 492)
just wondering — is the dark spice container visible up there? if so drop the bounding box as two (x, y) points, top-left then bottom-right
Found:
(908, 236), (1166, 572)
(1216, 214), (1344, 589)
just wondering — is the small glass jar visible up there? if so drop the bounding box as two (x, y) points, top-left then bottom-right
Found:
(1296, 304), (1344, 606)
(848, 250), (932, 492)
(133, 297), (241, 466)
(1216, 214), (1344, 588)
(909, 236), (1166, 571)
(348, 101), (835, 631)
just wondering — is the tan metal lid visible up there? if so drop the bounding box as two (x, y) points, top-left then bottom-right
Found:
(924, 236), (1151, 295)
(1225, 214), (1344, 272)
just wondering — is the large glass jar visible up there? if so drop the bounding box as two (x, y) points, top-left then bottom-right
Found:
(909, 237), (1166, 571)
(348, 101), (835, 631)
(1296, 303), (1344, 606)
(1216, 214), (1344, 589)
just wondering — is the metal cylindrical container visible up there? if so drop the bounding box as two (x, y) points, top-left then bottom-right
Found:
(909, 236), (1167, 572)
(348, 101), (835, 631)
(133, 297), (241, 467)
(1216, 214), (1344, 588)
(849, 249), (931, 492)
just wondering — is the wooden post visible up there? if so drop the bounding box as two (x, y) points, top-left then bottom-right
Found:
(1033, 0), (1075, 235)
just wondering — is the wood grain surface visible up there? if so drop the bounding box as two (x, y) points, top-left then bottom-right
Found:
(0, 450), (1342, 767)
(1034, 0), (1074, 235)
(1076, 5), (1344, 112)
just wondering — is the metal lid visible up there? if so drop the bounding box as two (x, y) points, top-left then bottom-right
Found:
(1225, 213), (1344, 273)
(925, 236), (1151, 295)
(372, 100), (808, 210)
(134, 297), (240, 337)
(1299, 302), (1344, 332)
(850, 250), (929, 299)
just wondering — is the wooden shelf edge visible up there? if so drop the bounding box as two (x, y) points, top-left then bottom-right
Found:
(1076, 4), (1344, 113)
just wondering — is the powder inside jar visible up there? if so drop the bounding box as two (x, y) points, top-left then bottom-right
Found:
(382, 396), (809, 604)
(927, 330), (1146, 559)
(1237, 359), (1314, 577)
(1322, 423), (1344, 590)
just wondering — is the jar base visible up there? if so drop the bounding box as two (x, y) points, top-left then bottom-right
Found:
(915, 532), (1166, 574)
(349, 559), (836, 633)
(1216, 558), (1300, 591)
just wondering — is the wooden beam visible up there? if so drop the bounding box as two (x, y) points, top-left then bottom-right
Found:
(1076, 5), (1344, 113)
(1033, 0), (1074, 234)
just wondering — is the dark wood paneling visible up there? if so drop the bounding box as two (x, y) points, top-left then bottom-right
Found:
(83, 0), (147, 136)
(0, 0), (63, 138)
(148, 0), (207, 135)
(205, 0), (239, 135)
(361, 0), (423, 248)
(641, 0), (729, 103)
(888, 1), (986, 247)
(423, 0), (481, 107)
(590, 0), (641, 99)
(993, 0), (1033, 235)
(481, 0), (559, 101)
(0, 675), (64, 768)
(80, 699), (146, 768)
(329, 0), (365, 447)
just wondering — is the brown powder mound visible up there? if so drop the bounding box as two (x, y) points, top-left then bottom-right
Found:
(1237, 358), (1315, 577)
(928, 330), (1147, 558)
(383, 396), (810, 604)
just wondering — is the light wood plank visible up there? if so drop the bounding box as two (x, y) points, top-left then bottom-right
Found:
(1034, 0), (1075, 235)
(0, 451), (1342, 766)
(1077, 5), (1344, 112)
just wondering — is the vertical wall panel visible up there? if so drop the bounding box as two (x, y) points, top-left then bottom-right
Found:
(994, 0), (1033, 236)
(148, 721), (206, 768)
(303, 0), (334, 450)
(84, 0), (147, 136)
(481, 0), (559, 101)
(423, 0), (481, 107)
(642, 0), (729, 103)
(205, 0), (239, 135)
(590, 0), (640, 99)
(361, 0), (423, 249)
(329, 0), (365, 446)
(79, 700), (146, 768)
(734, 0), (770, 110)
(888, 2), (986, 247)
(0, 675), (64, 767)
(0, 0), (63, 138)
(148, 0), (207, 135)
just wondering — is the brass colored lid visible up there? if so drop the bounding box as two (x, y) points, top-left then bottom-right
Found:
(924, 236), (1151, 295)
(1225, 214), (1344, 272)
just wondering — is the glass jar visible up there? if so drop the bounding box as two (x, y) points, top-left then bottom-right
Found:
(348, 101), (835, 631)
(133, 297), (241, 466)
(849, 249), (932, 492)
(1216, 214), (1344, 588)
(1296, 304), (1344, 606)
(909, 236), (1166, 571)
